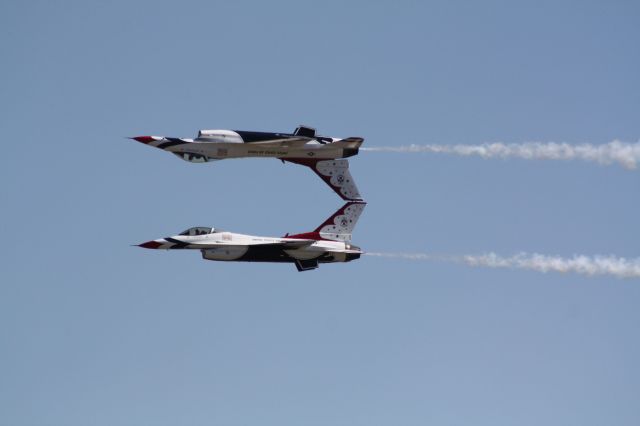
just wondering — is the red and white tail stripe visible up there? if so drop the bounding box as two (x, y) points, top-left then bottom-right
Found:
(287, 201), (366, 242)
(284, 158), (362, 201)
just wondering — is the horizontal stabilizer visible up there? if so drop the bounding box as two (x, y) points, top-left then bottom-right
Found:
(293, 125), (316, 138)
(333, 137), (364, 146)
(295, 258), (319, 271)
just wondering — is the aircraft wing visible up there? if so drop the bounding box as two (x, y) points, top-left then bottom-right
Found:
(284, 158), (363, 201)
(246, 137), (312, 147)
(252, 239), (315, 249)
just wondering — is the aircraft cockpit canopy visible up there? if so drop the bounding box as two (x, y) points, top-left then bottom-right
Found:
(179, 227), (214, 236)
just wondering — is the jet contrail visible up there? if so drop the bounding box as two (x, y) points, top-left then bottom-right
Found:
(365, 252), (640, 279)
(362, 140), (640, 170)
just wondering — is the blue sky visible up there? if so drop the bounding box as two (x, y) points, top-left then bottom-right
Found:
(1, 1), (639, 424)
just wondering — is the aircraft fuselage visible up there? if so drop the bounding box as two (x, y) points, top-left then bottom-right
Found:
(137, 201), (367, 271)
(139, 230), (362, 271)
(132, 129), (362, 163)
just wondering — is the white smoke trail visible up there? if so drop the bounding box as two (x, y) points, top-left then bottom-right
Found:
(365, 252), (640, 279)
(362, 140), (640, 170)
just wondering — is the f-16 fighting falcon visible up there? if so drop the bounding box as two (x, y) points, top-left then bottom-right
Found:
(130, 125), (364, 201)
(137, 202), (366, 272)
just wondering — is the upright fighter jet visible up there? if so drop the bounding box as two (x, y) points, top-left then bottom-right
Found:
(131, 125), (363, 201)
(137, 202), (366, 272)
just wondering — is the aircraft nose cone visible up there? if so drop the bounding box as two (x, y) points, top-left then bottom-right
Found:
(138, 240), (163, 249)
(131, 136), (156, 144)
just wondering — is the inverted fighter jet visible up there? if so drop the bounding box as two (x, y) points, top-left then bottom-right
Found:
(131, 125), (363, 201)
(137, 202), (366, 272)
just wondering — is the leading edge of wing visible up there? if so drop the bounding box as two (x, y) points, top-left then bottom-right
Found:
(244, 137), (312, 147)
(255, 240), (316, 249)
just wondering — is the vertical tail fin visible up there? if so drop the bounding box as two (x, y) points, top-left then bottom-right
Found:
(287, 202), (366, 242)
(284, 158), (363, 201)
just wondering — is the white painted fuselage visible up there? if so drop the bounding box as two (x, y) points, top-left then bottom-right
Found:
(134, 130), (362, 163)
(148, 231), (359, 259)
(131, 127), (364, 201)
(139, 228), (363, 271)
(136, 189), (367, 271)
